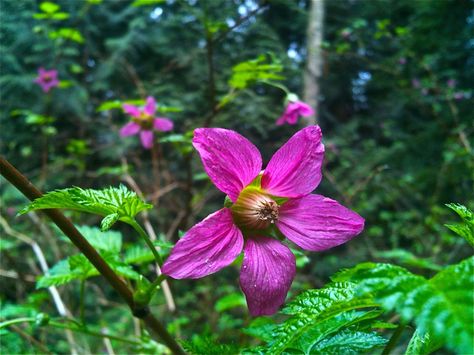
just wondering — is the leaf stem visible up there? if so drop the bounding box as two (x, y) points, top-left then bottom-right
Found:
(128, 219), (163, 266)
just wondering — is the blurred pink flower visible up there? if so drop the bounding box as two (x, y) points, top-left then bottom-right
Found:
(412, 78), (421, 88)
(447, 79), (456, 88)
(120, 96), (173, 149)
(34, 68), (59, 93)
(162, 126), (364, 316)
(398, 57), (407, 65)
(453, 92), (464, 100)
(276, 100), (315, 126)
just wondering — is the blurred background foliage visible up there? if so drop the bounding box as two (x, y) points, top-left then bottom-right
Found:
(1, 0), (473, 353)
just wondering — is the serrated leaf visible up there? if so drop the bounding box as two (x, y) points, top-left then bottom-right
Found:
(180, 336), (240, 355)
(124, 245), (155, 264)
(37, 259), (83, 288)
(257, 282), (378, 354)
(311, 329), (387, 355)
(229, 55), (284, 90)
(20, 185), (152, 227)
(101, 213), (119, 231)
(445, 203), (474, 247)
(333, 258), (474, 354)
(76, 225), (122, 253)
(405, 329), (442, 355)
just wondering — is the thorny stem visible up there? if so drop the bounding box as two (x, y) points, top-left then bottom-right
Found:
(0, 157), (185, 355)
(128, 219), (163, 266)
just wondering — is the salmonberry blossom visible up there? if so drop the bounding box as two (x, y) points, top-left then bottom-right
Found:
(120, 96), (173, 149)
(276, 99), (314, 126)
(34, 68), (59, 93)
(162, 126), (364, 316)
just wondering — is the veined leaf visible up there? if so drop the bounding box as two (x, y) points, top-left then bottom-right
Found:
(76, 226), (122, 253)
(445, 203), (474, 247)
(250, 282), (378, 354)
(20, 185), (152, 229)
(229, 54), (284, 90)
(405, 329), (442, 355)
(333, 257), (474, 354)
(311, 329), (387, 355)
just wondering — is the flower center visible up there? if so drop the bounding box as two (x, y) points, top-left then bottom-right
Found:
(132, 112), (153, 129)
(231, 187), (280, 230)
(43, 74), (52, 82)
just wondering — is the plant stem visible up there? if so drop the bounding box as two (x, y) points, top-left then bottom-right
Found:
(151, 274), (167, 290)
(261, 80), (290, 95)
(0, 157), (185, 355)
(0, 317), (37, 329)
(382, 323), (406, 355)
(128, 219), (163, 266)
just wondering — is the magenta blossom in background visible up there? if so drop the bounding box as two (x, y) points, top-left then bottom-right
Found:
(276, 101), (315, 126)
(34, 68), (59, 93)
(120, 96), (173, 149)
(162, 126), (364, 316)
(447, 79), (456, 88)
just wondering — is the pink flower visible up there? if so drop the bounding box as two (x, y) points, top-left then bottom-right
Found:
(120, 96), (173, 149)
(34, 68), (59, 93)
(276, 101), (315, 126)
(162, 126), (364, 316)
(447, 79), (456, 88)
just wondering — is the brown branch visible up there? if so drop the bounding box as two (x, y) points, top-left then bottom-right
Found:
(0, 157), (185, 355)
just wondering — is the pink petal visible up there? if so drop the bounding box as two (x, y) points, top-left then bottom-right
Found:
(120, 122), (140, 137)
(193, 128), (262, 202)
(261, 126), (325, 198)
(153, 118), (173, 132)
(140, 130), (154, 149)
(295, 101), (314, 116)
(162, 208), (244, 279)
(122, 104), (141, 118)
(240, 236), (295, 316)
(144, 96), (156, 116)
(38, 67), (46, 75)
(277, 194), (364, 251)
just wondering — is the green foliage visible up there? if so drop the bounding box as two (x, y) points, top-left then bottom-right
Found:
(34, 1), (69, 20)
(333, 257), (474, 354)
(37, 226), (140, 288)
(405, 329), (442, 355)
(215, 292), (246, 313)
(228, 54), (284, 90)
(445, 203), (474, 247)
(20, 185), (152, 231)
(311, 329), (387, 355)
(245, 282), (381, 354)
(181, 336), (240, 355)
(48, 28), (84, 43)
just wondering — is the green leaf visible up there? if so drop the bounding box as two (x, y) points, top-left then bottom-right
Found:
(311, 329), (387, 355)
(405, 329), (442, 355)
(253, 282), (378, 354)
(229, 54), (284, 90)
(20, 185), (152, 227)
(333, 258), (474, 354)
(180, 336), (240, 355)
(445, 203), (474, 247)
(48, 28), (84, 43)
(37, 259), (83, 288)
(374, 249), (442, 271)
(124, 245), (155, 264)
(214, 292), (246, 312)
(101, 213), (120, 231)
(132, 0), (165, 7)
(39, 2), (59, 13)
(76, 226), (122, 253)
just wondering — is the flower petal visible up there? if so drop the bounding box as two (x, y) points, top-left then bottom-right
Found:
(261, 126), (324, 198)
(140, 130), (154, 149)
(193, 128), (262, 202)
(162, 208), (244, 279)
(144, 96), (156, 116)
(122, 104), (141, 118)
(240, 236), (295, 316)
(153, 118), (173, 131)
(277, 194), (364, 251)
(295, 101), (314, 116)
(120, 122), (140, 137)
